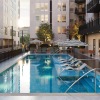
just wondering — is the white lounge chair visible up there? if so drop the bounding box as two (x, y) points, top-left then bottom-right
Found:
(75, 63), (87, 70)
(59, 58), (77, 64)
(59, 56), (74, 62)
(62, 63), (87, 71)
(67, 57), (74, 62)
(60, 58), (79, 67)
(74, 61), (82, 66)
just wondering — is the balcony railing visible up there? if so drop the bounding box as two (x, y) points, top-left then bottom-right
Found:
(87, 0), (100, 13)
(79, 18), (100, 35)
(75, 0), (86, 4)
(75, 8), (86, 15)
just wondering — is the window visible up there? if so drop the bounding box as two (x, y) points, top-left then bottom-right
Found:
(41, 3), (44, 11)
(58, 2), (66, 11)
(62, 3), (66, 11)
(45, 15), (48, 22)
(58, 3), (62, 11)
(35, 3), (41, 10)
(57, 15), (66, 22)
(62, 15), (66, 22)
(36, 15), (48, 22)
(62, 26), (66, 34)
(70, 8), (74, 12)
(5, 27), (7, 35)
(44, 3), (48, 11)
(70, 19), (74, 23)
(36, 15), (40, 21)
(57, 15), (61, 22)
(41, 15), (44, 22)
(58, 26), (66, 34)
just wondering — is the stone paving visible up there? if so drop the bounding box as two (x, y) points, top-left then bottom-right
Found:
(0, 95), (100, 100)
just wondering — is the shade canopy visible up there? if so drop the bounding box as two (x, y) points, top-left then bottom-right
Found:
(29, 44), (36, 48)
(30, 39), (43, 44)
(40, 44), (50, 48)
(56, 38), (88, 47)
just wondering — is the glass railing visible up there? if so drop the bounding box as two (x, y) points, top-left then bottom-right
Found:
(79, 18), (100, 34)
(87, 0), (99, 11)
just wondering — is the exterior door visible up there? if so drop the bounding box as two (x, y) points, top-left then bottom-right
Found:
(93, 39), (96, 55)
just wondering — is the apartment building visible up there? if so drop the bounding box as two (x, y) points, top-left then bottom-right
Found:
(0, 0), (20, 49)
(79, 0), (100, 56)
(30, 0), (69, 41)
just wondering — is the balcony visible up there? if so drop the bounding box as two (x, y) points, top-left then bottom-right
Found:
(75, 0), (86, 4)
(87, 0), (100, 13)
(79, 18), (100, 35)
(75, 8), (86, 15)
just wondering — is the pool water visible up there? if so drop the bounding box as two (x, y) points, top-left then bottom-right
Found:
(0, 54), (100, 93)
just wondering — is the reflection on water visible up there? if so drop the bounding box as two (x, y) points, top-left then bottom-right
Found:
(0, 55), (59, 93)
(0, 64), (20, 93)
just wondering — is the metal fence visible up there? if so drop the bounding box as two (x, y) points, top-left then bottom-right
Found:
(0, 49), (22, 63)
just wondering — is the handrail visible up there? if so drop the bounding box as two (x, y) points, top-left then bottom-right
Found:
(51, 49), (60, 55)
(65, 68), (96, 93)
(57, 75), (78, 93)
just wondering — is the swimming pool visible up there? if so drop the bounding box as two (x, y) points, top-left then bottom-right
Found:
(0, 54), (100, 93)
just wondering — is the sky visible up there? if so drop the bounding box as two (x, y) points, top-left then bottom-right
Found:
(18, 0), (30, 27)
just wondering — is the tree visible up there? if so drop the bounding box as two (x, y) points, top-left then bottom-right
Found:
(20, 34), (30, 45)
(68, 20), (82, 40)
(36, 23), (54, 42)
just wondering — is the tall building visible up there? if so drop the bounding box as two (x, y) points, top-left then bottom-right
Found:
(79, 0), (100, 56)
(30, 0), (69, 41)
(0, 0), (20, 49)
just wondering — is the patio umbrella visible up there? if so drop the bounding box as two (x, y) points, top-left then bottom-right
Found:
(57, 38), (88, 47)
(30, 39), (43, 44)
(53, 39), (65, 46)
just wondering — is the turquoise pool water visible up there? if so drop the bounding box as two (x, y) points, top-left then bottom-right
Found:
(0, 54), (100, 93)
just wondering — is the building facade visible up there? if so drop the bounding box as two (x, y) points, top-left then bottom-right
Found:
(30, 0), (69, 41)
(79, 0), (100, 56)
(19, 27), (30, 37)
(0, 0), (20, 49)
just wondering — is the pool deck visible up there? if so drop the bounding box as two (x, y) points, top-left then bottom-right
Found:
(70, 51), (100, 69)
(0, 52), (29, 73)
(0, 94), (100, 100)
